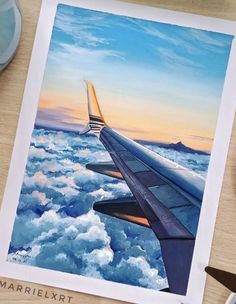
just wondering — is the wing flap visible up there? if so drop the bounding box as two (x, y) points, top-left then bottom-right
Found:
(86, 161), (124, 180)
(94, 197), (150, 228)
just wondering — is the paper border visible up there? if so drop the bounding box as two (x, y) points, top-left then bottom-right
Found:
(0, 1), (236, 303)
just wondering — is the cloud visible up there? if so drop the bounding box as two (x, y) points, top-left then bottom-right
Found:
(76, 225), (110, 244)
(31, 191), (50, 206)
(32, 210), (60, 227)
(44, 161), (64, 173)
(48, 43), (125, 67)
(64, 225), (78, 239)
(83, 247), (114, 267)
(28, 146), (54, 161)
(128, 18), (232, 55)
(176, 28), (233, 54)
(24, 171), (51, 188)
(120, 256), (167, 289)
(104, 182), (130, 197)
(189, 134), (213, 142)
(145, 142), (209, 177)
(115, 126), (147, 134)
(187, 29), (231, 49)
(48, 5), (125, 66)
(9, 128), (167, 289)
(63, 44), (124, 61)
(55, 5), (111, 48)
(126, 19), (201, 55)
(154, 46), (204, 70)
(102, 255), (167, 290)
(35, 107), (84, 132)
(42, 5), (129, 87)
(90, 188), (113, 200)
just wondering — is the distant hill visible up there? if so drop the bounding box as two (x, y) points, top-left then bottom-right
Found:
(136, 140), (210, 155)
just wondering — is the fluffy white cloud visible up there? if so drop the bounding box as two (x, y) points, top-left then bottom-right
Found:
(122, 256), (167, 290)
(28, 146), (53, 160)
(146, 144), (209, 177)
(32, 210), (60, 227)
(24, 171), (50, 188)
(31, 191), (50, 205)
(83, 247), (114, 267)
(90, 188), (113, 200)
(76, 225), (110, 245)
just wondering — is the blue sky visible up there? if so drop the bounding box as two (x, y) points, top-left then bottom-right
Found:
(37, 4), (234, 150)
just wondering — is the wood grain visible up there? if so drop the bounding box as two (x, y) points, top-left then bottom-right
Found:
(0, 0), (235, 303)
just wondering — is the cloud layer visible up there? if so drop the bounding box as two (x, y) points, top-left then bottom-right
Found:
(8, 128), (170, 290)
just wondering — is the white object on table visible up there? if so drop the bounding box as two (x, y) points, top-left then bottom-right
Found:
(0, 0), (22, 71)
(226, 293), (236, 304)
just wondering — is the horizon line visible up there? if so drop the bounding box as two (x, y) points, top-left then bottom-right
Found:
(34, 123), (210, 154)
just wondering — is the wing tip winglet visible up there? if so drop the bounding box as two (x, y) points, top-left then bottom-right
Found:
(80, 81), (106, 136)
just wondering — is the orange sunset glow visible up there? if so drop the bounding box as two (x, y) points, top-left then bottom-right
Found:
(38, 86), (214, 151)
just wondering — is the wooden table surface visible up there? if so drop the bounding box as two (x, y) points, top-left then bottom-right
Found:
(0, 0), (235, 303)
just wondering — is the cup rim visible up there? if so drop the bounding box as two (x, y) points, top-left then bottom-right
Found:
(0, 0), (22, 67)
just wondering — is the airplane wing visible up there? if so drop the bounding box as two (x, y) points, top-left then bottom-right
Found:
(80, 80), (206, 296)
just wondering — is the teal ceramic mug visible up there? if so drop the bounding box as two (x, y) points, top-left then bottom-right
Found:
(0, 0), (22, 71)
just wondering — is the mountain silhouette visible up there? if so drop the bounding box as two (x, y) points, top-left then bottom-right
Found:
(157, 141), (209, 155)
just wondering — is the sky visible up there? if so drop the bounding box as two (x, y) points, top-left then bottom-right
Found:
(36, 4), (234, 151)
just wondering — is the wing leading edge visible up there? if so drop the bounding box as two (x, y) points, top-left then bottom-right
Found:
(80, 81), (205, 296)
